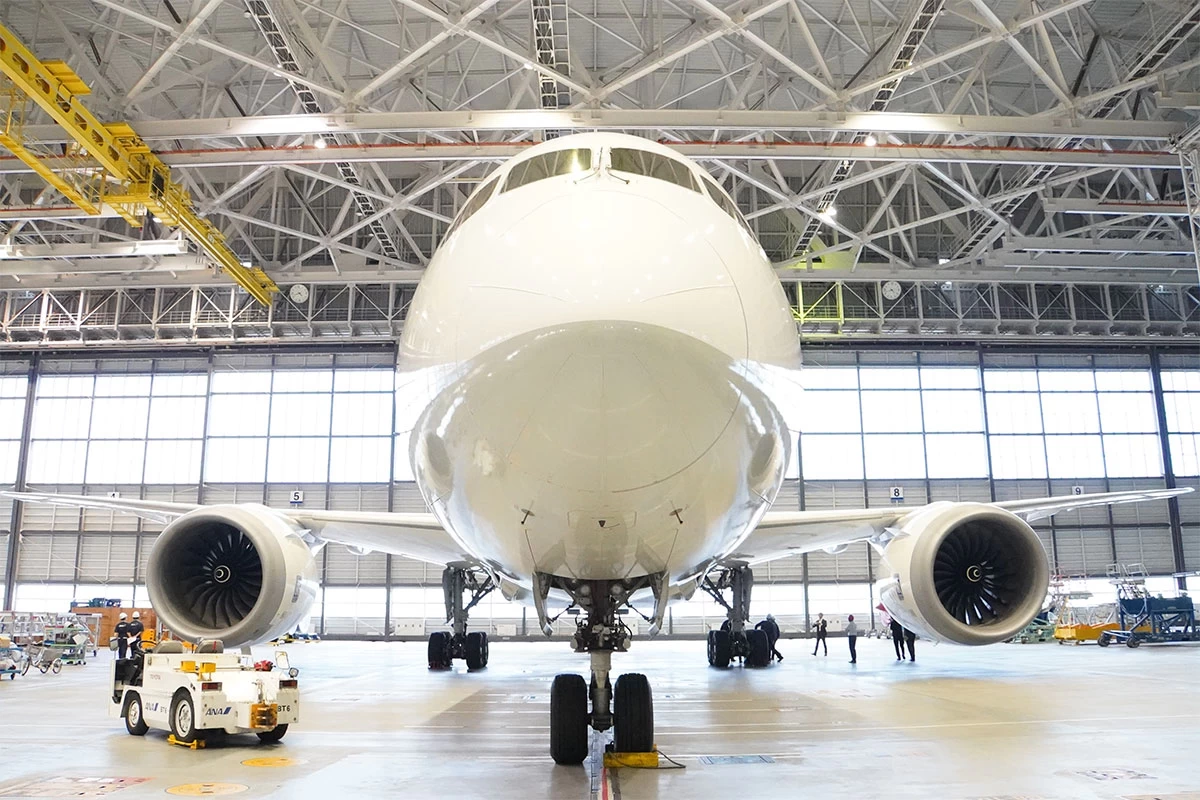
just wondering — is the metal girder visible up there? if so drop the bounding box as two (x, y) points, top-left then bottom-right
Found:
(953, 5), (1200, 258)
(0, 277), (1192, 350)
(2, 142), (1174, 174)
(1042, 198), (1189, 217)
(0, 206), (123, 221)
(0, 21), (277, 305)
(243, 0), (402, 262)
(0, 254), (209, 276)
(17, 110), (1186, 143)
(0, 240), (188, 259)
(983, 252), (1196, 271)
(791, 0), (947, 256)
(1157, 91), (1200, 110)
(1005, 236), (1194, 255)
(123, 0), (225, 103)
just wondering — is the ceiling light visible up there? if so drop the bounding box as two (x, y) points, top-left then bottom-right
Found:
(820, 206), (837, 220)
(864, 134), (878, 147)
(940, 281), (954, 291)
(313, 137), (327, 149)
(523, 62), (535, 70)
(240, 260), (252, 267)
(938, 257), (949, 265)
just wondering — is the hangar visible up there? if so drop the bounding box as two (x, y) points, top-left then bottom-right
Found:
(0, 1), (1197, 797)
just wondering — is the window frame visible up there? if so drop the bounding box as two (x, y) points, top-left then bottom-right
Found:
(499, 148), (594, 195)
(607, 147), (701, 193)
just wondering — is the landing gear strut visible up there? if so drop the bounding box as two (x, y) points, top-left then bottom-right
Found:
(427, 564), (495, 670)
(702, 564), (771, 668)
(542, 575), (660, 765)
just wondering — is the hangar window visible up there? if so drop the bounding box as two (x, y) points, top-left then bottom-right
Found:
(446, 173), (499, 237)
(608, 148), (699, 192)
(502, 148), (592, 193)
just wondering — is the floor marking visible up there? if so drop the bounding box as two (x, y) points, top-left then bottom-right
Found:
(648, 713), (1200, 737)
(164, 784), (247, 796)
(697, 755), (776, 765)
(241, 757), (305, 768)
(0, 776), (149, 797)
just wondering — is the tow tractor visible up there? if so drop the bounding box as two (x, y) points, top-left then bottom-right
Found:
(111, 640), (298, 745)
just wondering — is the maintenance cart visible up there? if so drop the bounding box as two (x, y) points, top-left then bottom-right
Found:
(1098, 565), (1198, 648)
(0, 639), (26, 679)
(24, 642), (68, 674)
(111, 641), (299, 745)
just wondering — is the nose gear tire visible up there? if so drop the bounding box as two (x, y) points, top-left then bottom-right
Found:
(550, 673), (589, 765)
(612, 673), (654, 753)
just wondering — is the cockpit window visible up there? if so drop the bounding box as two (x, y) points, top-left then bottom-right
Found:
(502, 148), (592, 193)
(700, 174), (754, 236)
(446, 173), (499, 238)
(609, 148), (700, 193)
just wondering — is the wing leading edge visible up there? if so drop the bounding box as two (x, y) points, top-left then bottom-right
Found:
(0, 491), (464, 567)
(731, 488), (1193, 566)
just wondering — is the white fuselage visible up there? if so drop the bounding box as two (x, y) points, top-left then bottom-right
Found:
(399, 133), (801, 589)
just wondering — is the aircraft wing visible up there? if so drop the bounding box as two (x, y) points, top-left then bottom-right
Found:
(0, 490), (199, 524)
(730, 488), (1192, 566)
(1, 491), (467, 567)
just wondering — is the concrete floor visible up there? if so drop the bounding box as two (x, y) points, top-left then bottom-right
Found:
(0, 636), (1197, 799)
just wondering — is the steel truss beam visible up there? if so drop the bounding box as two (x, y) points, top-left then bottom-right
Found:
(1, 277), (1193, 350)
(792, 0), (947, 255)
(243, 0), (403, 262)
(18, 110), (1186, 143)
(952, 5), (1200, 258)
(0, 143), (1175, 174)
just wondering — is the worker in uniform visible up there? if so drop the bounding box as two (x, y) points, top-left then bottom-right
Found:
(890, 617), (905, 661)
(845, 614), (859, 664)
(755, 614), (783, 662)
(904, 628), (916, 662)
(127, 611), (145, 656)
(811, 612), (828, 656)
(114, 612), (130, 659)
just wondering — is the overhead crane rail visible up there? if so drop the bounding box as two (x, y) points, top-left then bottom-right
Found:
(0, 22), (277, 306)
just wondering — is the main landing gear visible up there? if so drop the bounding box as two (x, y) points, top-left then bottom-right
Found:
(702, 564), (772, 669)
(541, 575), (661, 765)
(427, 564), (495, 671)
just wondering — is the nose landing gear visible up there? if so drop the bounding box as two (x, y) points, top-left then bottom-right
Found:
(542, 576), (659, 765)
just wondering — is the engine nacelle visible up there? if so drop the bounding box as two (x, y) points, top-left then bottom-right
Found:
(146, 505), (319, 648)
(876, 502), (1049, 646)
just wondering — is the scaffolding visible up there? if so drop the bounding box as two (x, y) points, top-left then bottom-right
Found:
(1098, 564), (1198, 648)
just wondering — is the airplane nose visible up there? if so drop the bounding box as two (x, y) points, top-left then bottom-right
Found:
(424, 321), (750, 494)
(456, 188), (749, 363)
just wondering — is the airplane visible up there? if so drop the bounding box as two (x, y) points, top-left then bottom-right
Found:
(5, 132), (1191, 765)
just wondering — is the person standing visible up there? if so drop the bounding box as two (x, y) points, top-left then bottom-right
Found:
(904, 628), (916, 662)
(127, 611), (145, 655)
(811, 612), (828, 656)
(845, 614), (859, 664)
(756, 614), (783, 662)
(890, 618), (905, 661)
(114, 612), (130, 659)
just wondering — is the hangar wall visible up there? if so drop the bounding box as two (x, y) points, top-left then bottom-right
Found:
(2, 345), (1197, 638)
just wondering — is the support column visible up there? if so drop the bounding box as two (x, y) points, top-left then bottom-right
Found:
(1149, 349), (1187, 590)
(3, 356), (38, 610)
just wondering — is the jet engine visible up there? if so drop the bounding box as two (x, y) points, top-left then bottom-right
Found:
(146, 505), (319, 648)
(876, 503), (1049, 645)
